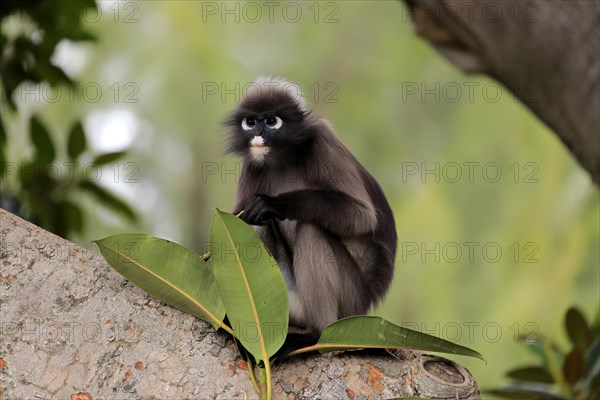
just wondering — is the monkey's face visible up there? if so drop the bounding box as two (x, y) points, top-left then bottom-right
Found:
(239, 114), (283, 162)
(225, 87), (312, 165)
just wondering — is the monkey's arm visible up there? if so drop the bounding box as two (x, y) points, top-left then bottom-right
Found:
(240, 190), (377, 237)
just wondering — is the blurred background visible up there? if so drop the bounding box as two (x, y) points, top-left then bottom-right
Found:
(1, 0), (598, 390)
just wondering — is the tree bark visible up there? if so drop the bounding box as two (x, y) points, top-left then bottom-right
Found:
(0, 208), (480, 399)
(402, 0), (600, 184)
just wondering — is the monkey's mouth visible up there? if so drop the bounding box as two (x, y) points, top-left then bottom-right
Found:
(249, 136), (271, 159)
(250, 145), (270, 155)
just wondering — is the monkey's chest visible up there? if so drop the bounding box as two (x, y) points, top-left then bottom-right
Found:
(261, 171), (311, 197)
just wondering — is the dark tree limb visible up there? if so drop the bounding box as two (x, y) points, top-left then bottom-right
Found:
(0, 209), (479, 399)
(403, 0), (600, 184)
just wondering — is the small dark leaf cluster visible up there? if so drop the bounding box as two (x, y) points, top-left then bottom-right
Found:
(487, 306), (599, 399)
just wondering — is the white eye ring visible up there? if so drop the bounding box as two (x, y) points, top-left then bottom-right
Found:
(241, 117), (256, 131)
(266, 116), (283, 130)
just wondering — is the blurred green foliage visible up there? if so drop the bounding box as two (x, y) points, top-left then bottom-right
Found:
(0, 0), (135, 237)
(487, 306), (599, 399)
(1, 0), (597, 389)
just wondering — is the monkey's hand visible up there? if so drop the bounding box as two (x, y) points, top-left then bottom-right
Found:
(239, 195), (283, 226)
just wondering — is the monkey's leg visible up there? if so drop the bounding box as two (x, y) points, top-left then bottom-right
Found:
(293, 223), (369, 333)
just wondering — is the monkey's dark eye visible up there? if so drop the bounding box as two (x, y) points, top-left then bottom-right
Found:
(241, 117), (256, 131)
(265, 116), (283, 130)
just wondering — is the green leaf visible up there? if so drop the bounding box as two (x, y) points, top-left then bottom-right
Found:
(587, 336), (600, 375)
(2, 38), (40, 109)
(565, 307), (593, 352)
(0, 114), (6, 147)
(92, 151), (127, 166)
(79, 181), (137, 222)
(0, 115), (6, 177)
(209, 209), (288, 361)
(30, 116), (56, 165)
(585, 342), (600, 398)
(67, 122), (87, 160)
(485, 387), (563, 399)
(523, 338), (563, 367)
(31, 61), (74, 86)
(94, 234), (226, 330)
(61, 201), (84, 234)
(62, 27), (96, 42)
(310, 316), (484, 361)
(543, 340), (567, 392)
(592, 304), (600, 335)
(563, 347), (585, 385)
(506, 366), (554, 384)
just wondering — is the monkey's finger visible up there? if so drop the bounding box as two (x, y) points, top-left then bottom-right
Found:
(239, 209), (259, 225)
(235, 210), (245, 218)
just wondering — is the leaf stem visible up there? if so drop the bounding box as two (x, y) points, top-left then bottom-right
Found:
(246, 361), (260, 395)
(218, 320), (236, 337)
(235, 339), (261, 396)
(265, 357), (273, 400)
(259, 366), (267, 399)
(285, 344), (320, 357)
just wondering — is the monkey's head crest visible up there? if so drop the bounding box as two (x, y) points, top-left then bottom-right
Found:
(247, 76), (307, 113)
(224, 76), (317, 164)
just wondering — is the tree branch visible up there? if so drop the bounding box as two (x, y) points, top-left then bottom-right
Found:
(0, 208), (479, 399)
(403, 0), (600, 184)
